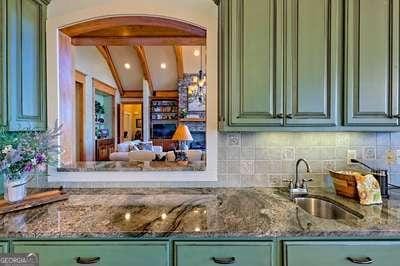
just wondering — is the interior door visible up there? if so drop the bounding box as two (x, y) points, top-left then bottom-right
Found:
(285, 0), (340, 126)
(344, 0), (400, 126)
(228, 0), (284, 127)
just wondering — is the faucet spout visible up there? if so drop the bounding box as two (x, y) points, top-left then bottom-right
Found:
(295, 158), (311, 188)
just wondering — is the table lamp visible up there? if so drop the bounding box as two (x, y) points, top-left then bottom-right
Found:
(172, 124), (193, 150)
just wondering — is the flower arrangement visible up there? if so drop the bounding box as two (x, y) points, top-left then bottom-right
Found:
(0, 122), (62, 182)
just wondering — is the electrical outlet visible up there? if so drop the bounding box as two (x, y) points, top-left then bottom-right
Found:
(347, 150), (357, 164)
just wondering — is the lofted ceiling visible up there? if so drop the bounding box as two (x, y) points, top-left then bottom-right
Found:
(74, 45), (206, 94)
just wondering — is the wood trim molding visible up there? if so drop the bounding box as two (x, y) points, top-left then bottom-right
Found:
(93, 78), (117, 96)
(61, 16), (206, 37)
(174, 46), (184, 80)
(133, 45), (154, 93)
(96, 45), (124, 95)
(75, 70), (86, 84)
(71, 36), (206, 46)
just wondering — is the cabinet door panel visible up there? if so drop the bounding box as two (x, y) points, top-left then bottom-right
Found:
(285, 0), (340, 126)
(7, 0), (47, 131)
(0, 1), (5, 127)
(228, 0), (283, 126)
(345, 0), (399, 126)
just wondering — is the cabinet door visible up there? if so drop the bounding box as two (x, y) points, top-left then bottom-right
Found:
(0, 1), (5, 127)
(226, 0), (283, 127)
(13, 241), (168, 266)
(285, 0), (340, 126)
(344, 0), (400, 126)
(284, 241), (400, 266)
(7, 0), (47, 131)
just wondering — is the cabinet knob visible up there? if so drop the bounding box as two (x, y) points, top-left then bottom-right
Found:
(286, 114), (293, 119)
(275, 113), (284, 119)
(390, 114), (400, 119)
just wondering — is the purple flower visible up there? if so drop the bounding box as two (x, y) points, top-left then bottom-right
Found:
(24, 162), (34, 173)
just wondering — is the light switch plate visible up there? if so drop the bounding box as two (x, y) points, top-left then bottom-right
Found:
(347, 150), (357, 164)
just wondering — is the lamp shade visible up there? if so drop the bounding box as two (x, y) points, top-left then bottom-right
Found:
(172, 124), (193, 141)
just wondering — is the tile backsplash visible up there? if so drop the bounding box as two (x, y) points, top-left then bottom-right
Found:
(32, 132), (400, 188)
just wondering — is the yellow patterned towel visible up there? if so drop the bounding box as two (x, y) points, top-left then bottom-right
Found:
(354, 173), (382, 205)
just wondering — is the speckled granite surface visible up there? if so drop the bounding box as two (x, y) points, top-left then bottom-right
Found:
(57, 161), (206, 172)
(1, 188), (400, 239)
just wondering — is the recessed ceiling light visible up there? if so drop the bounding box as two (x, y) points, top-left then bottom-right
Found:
(124, 63), (131, 69)
(193, 49), (201, 57)
(160, 63), (167, 69)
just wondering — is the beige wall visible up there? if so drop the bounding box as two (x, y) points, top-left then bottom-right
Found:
(46, 0), (218, 183)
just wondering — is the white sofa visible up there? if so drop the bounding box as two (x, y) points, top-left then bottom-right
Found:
(109, 141), (163, 162)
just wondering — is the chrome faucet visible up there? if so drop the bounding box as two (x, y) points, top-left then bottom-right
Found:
(286, 158), (312, 197)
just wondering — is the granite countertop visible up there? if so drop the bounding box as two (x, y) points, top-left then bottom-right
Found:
(1, 187), (400, 239)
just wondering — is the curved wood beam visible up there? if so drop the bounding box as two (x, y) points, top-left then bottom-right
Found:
(61, 16), (206, 38)
(96, 46), (124, 95)
(133, 45), (154, 93)
(174, 46), (184, 80)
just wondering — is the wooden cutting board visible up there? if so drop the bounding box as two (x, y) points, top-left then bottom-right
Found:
(0, 187), (69, 215)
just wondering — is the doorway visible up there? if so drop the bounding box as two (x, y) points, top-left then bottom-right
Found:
(119, 103), (143, 143)
(75, 71), (86, 161)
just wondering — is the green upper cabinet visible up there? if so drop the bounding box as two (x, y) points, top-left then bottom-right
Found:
(285, 0), (341, 127)
(6, 0), (47, 131)
(0, 1), (6, 127)
(344, 0), (400, 126)
(221, 0), (284, 128)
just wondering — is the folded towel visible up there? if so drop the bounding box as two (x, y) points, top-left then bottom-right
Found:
(354, 173), (382, 205)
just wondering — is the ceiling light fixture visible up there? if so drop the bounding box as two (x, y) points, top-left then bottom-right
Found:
(124, 63), (131, 69)
(193, 49), (201, 57)
(160, 62), (167, 69)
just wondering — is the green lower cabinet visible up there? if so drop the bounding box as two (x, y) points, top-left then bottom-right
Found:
(13, 241), (168, 266)
(284, 241), (400, 266)
(0, 0), (5, 127)
(0, 242), (8, 253)
(175, 241), (274, 266)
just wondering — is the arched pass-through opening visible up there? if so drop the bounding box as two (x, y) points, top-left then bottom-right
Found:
(58, 15), (207, 165)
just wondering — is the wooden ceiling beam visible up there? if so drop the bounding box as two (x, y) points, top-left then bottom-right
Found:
(71, 36), (206, 46)
(174, 46), (184, 80)
(133, 45), (154, 93)
(122, 91), (144, 98)
(96, 46), (124, 95)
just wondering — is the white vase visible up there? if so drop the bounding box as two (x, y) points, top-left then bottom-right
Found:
(4, 176), (28, 203)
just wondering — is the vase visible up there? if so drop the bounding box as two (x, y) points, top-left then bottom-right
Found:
(3, 173), (28, 203)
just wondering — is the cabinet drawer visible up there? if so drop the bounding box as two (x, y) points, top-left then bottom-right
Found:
(175, 241), (274, 266)
(13, 241), (168, 266)
(284, 241), (400, 266)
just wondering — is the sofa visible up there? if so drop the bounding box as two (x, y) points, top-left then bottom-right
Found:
(109, 141), (205, 162)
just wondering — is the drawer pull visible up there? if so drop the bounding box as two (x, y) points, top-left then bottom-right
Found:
(212, 257), (236, 264)
(76, 257), (101, 264)
(347, 257), (374, 264)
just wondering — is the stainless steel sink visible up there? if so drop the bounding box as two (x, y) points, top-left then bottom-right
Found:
(293, 195), (364, 220)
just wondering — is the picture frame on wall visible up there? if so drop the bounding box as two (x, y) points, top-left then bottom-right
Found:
(136, 119), (142, 128)
(187, 86), (206, 112)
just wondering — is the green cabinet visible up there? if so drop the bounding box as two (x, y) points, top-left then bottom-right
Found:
(0, 1), (5, 127)
(344, 0), (399, 126)
(221, 0), (284, 128)
(0, 242), (8, 253)
(285, 0), (341, 126)
(284, 241), (400, 266)
(13, 241), (168, 266)
(175, 241), (274, 266)
(5, 0), (47, 131)
(219, 0), (400, 131)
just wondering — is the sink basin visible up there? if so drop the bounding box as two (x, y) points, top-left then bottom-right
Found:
(293, 196), (364, 220)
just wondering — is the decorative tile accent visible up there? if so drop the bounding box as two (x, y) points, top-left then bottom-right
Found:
(363, 147), (377, 160)
(282, 147), (295, 161)
(227, 133), (241, 147)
